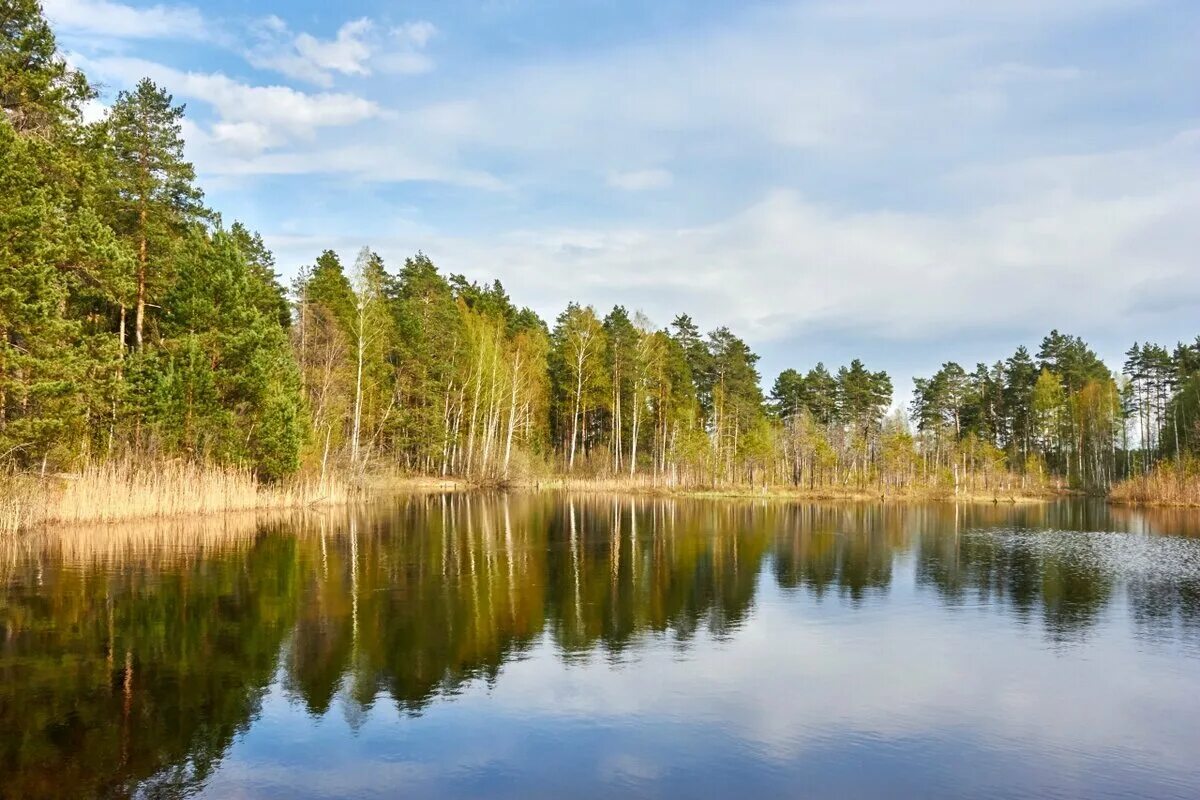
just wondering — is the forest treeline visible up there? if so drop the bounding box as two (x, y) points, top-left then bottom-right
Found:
(2, 2), (1199, 498)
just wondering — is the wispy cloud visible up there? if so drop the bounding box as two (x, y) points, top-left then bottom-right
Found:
(279, 131), (1197, 350)
(247, 16), (375, 87)
(247, 15), (439, 84)
(42, 0), (207, 40)
(376, 21), (439, 75)
(189, 141), (505, 189)
(86, 56), (379, 153)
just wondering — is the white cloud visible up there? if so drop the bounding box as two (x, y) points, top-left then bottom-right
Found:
(197, 143), (504, 189)
(608, 169), (673, 191)
(42, 0), (206, 40)
(393, 21), (437, 49)
(78, 52), (497, 189)
(88, 56), (379, 153)
(368, 0), (1171, 192)
(177, 75), (378, 148)
(209, 121), (276, 154)
(248, 17), (375, 87)
(377, 51), (435, 76)
(274, 131), (1197, 348)
(296, 19), (373, 76)
(382, 7), (947, 175)
(248, 17), (439, 84)
(376, 22), (439, 75)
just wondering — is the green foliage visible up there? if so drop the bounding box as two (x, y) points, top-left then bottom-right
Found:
(0, 2), (303, 477)
(104, 78), (203, 349)
(769, 368), (806, 418)
(0, 0), (92, 132)
(129, 228), (304, 477)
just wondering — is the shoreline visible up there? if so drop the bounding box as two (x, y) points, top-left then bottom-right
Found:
(5, 469), (1198, 536)
(498, 477), (1071, 505)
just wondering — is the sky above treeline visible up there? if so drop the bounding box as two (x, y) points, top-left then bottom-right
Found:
(45, 0), (1200, 399)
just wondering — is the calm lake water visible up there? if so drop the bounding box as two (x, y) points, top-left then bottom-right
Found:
(2, 496), (1199, 799)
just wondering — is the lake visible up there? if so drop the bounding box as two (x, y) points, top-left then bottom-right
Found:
(2, 495), (1199, 799)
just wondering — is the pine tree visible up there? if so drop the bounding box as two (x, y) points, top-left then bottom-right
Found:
(391, 252), (463, 469)
(1, 0), (91, 133)
(145, 227), (304, 477)
(0, 94), (128, 465)
(1003, 346), (1038, 464)
(803, 363), (839, 426)
(769, 368), (808, 419)
(105, 78), (203, 352)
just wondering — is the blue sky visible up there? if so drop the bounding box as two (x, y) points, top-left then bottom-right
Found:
(45, 0), (1200, 399)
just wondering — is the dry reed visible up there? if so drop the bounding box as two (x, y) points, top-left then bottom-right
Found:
(1109, 459), (1200, 507)
(0, 460), (356, 534)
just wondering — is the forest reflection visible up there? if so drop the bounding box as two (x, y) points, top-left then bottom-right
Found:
(1, 496), (1198, 798)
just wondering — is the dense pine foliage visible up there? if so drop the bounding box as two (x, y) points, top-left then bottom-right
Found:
(2, 2), (1198, 493)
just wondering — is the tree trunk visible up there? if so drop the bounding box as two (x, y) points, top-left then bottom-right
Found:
(629, 384), (640, 477)
(351, 304), (365, 465)
(503, 353), (521, 478)
(135, 200), (147, 351)
(569, 353), (583, 470)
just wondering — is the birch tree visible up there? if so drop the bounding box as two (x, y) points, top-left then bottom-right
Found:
(349, 247), (392, 467)
(552, 304), (605, 471)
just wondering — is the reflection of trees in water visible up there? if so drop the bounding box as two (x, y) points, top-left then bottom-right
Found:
(284, 494), (767, 710)
(2, 497), (1199, 796)
(1127, 578), (1200, 641)
(771, 505), (904, 602)
(0, 519), (301, 799)
(546, 497), (766, 656)
(761, 501), (1194, 644)
(910, 504), (1113, 640)
(336, 495), (547, 716)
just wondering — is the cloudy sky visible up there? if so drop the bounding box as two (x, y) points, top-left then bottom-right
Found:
(46, 0), (1200, 399)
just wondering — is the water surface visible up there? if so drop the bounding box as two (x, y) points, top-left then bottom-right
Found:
(2, 496), (1199, 799)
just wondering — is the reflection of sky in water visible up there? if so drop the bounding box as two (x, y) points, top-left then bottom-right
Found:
(968, 528), (1200, 582)
(197, 511), (1200, 800)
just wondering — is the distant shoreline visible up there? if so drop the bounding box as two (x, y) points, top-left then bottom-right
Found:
(5, 467), (1197, 536)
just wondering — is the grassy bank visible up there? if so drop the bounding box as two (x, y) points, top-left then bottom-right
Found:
(0, 461), (356, 535)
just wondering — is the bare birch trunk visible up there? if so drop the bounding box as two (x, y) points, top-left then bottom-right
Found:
(569, 352), (583, 470)
(466, 348), (484, 475)
(503, 352), (521, 477)
(351, 303), (365, 465)
(629, 383), (640, 477)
